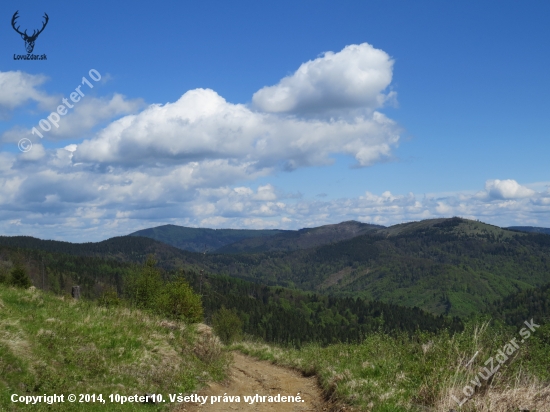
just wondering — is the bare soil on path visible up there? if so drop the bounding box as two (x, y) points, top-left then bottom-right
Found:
(178, 352), (329, 412)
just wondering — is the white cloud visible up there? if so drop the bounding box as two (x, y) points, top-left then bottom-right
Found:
(483, 179), (536, 200)
(254, 184), (278, 201)
(252, 43), (395, 116)
(1, 94), (143, 144)
(0, 71), (57, 114)
(0, 153), (16, 172)
(19, 143), (46, 161)
(72, 88), (400, 168)
(44, 94), (144, 140)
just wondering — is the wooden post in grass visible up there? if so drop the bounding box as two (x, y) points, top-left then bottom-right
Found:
(72, 286), (81, 300)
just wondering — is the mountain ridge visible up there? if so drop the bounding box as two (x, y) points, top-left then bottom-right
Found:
(2, 217), (549, 317)
(215, 220), (384, 253)
(199, 217), (550, 316)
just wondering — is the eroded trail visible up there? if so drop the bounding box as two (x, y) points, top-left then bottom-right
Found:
(178, 352), (327, 412)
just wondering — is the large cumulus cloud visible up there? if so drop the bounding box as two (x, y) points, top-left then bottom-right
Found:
(73, 88), (400, 169)
(252, 43), (395, 116)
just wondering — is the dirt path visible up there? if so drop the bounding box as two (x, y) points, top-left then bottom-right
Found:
(178, 352), (327, 412)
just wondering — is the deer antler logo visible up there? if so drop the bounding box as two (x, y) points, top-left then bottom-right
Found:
(11, 11), (49, 54)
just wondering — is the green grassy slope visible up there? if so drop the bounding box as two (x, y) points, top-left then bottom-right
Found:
(0, 285), (229, 411)
(128, 224), (286, 252)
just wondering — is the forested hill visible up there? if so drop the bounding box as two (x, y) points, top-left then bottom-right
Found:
(0, 242), (462, 347)
(0, 235), (200, 268)
(216, 221), (383, 253)
(507, 226), (550, 235)
(200, 218), (550, 317)
(128, 224), (287, 252)
(128, 221), (384, 254)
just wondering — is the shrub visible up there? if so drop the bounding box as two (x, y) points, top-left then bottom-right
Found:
(156, 277), (203, 323)
(212, 307), (243, 344)
(10, 265), (31, 289)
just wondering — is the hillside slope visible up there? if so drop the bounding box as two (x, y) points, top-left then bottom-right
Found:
(0, 285), (228, 411)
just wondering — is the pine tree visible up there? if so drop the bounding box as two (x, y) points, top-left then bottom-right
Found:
(127, 255), (163, 309)
(11, 265), (31, 289)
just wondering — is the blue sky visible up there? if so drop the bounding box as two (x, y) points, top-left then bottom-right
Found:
(0, 0), (549, 241)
